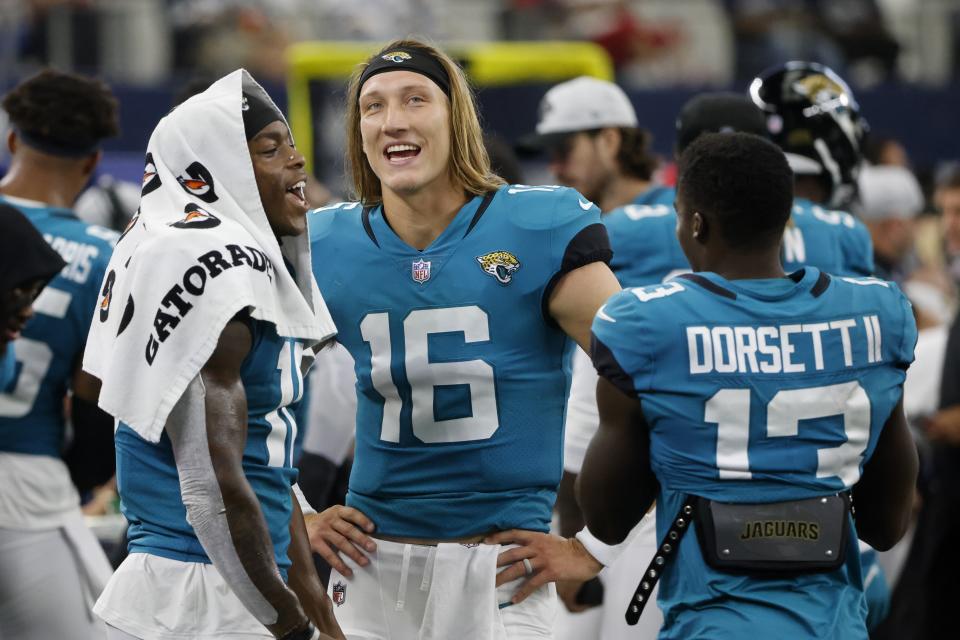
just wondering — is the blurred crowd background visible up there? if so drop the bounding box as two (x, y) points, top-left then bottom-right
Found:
(2, 1), (959, 194)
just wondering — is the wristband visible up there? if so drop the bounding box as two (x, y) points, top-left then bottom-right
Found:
(293, 483), (317, 516)
(280, 621), (320, 640)
(575, 526), (626, 567)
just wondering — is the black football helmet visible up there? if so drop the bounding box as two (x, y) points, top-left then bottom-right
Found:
(749, 62), (867, 208)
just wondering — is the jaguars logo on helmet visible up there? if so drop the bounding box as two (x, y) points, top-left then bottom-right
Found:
(749, 62), (866, 208)
(793, 74), (846, 112)
(476, 251), (521, 285)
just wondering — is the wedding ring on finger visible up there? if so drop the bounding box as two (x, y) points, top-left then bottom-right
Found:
(522, 558), (534, 576)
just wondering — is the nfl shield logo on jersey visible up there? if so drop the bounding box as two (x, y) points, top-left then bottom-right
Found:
(411, 258), (431, 284)
(332, 581), (346, 606)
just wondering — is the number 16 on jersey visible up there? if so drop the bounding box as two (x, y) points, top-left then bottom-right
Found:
(360, 305), (501, 445)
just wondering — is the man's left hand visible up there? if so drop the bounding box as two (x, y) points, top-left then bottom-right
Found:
(485, 530), (602, 606)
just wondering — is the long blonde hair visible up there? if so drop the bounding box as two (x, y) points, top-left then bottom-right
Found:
(345, 38), (505, 205)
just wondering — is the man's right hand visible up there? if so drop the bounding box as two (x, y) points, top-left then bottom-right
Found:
(305, 505), (377, 577)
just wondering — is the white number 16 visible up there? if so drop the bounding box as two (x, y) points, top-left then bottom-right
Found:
(360, 306), (499, 444)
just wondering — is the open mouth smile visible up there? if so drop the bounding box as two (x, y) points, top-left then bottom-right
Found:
(384, 143), (421, 164)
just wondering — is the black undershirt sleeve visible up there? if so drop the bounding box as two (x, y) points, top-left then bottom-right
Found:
(64, 395), (116, 493)
(589, 333), (639, 399)
(541, 222), (613, 324)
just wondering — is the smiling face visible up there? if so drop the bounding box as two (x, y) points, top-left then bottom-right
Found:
(358, 70), (453, 199)
(248, 120), (308, 237)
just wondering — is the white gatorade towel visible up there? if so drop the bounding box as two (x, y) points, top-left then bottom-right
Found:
(83, 69), (335, 442)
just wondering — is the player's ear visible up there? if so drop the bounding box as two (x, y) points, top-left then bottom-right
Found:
(692, 211), (708, 244)
(6, 130), (16, 155)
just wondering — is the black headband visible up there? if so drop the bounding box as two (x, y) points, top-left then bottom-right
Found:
(358, 47), (451, 97)
(17, 128), (100, 158)
(242, 91), (285, 141)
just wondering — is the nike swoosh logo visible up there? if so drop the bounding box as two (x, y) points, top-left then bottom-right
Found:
(596, 305), (616, 323)
(578, 198), (593, 211)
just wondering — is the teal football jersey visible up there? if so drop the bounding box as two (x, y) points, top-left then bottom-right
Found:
(591, 268), (916, 639)
(604, 190), (874, 287)
(783, 198), (874, 276)
(115, 318), (303, 578)
(0, 196), (117, 457)
(309, 184), (610, 538)
(605, 186), (686, 287)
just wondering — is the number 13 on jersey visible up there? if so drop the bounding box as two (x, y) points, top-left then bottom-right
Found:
(707, 381), (871, 486)
(360, 305), (500, 444)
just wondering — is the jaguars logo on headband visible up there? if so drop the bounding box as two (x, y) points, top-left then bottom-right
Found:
(176, 161), (218, 203)
(381, 51), (412, 64)
(170, 203), (221, 229)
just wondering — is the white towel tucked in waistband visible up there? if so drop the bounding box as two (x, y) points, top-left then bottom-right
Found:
(83, 69), (335, 442)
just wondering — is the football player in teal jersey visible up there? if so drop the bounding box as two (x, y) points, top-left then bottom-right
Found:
(87, 73), (342, 640)
(603, 82), (873, 288)
(750, 61), (874, 278)
(0, 70), (120, 640)
(580, 132), (917, 639)
(305, 39), (620, 639)
(498, 77), (887, 639)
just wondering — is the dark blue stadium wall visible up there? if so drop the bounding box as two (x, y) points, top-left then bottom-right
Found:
(14, 80), (954, 183)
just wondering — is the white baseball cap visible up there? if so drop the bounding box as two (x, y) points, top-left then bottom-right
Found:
(519, 76), (638, 150)
(857, 165), (924, 221)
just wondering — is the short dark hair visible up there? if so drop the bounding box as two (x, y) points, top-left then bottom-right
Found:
(935, 162), (960, 192)
(615, 127), (657, 181)
(677, 131), (793, 251)
(2, 69), (119, 156)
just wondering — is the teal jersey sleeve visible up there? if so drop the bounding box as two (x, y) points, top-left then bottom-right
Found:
(785, 199), (875, 277)
(498, 185), (611, 322)
(546, 186), (607, 270)
(838, 275), (917, 370)
(843, 219), (876, 277)
(589, 283), (680, 395)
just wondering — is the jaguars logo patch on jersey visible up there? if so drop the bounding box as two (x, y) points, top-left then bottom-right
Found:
(476, 251), (520, 285)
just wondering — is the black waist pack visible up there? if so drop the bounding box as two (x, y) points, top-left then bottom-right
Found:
(693, 492), (851, 575)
